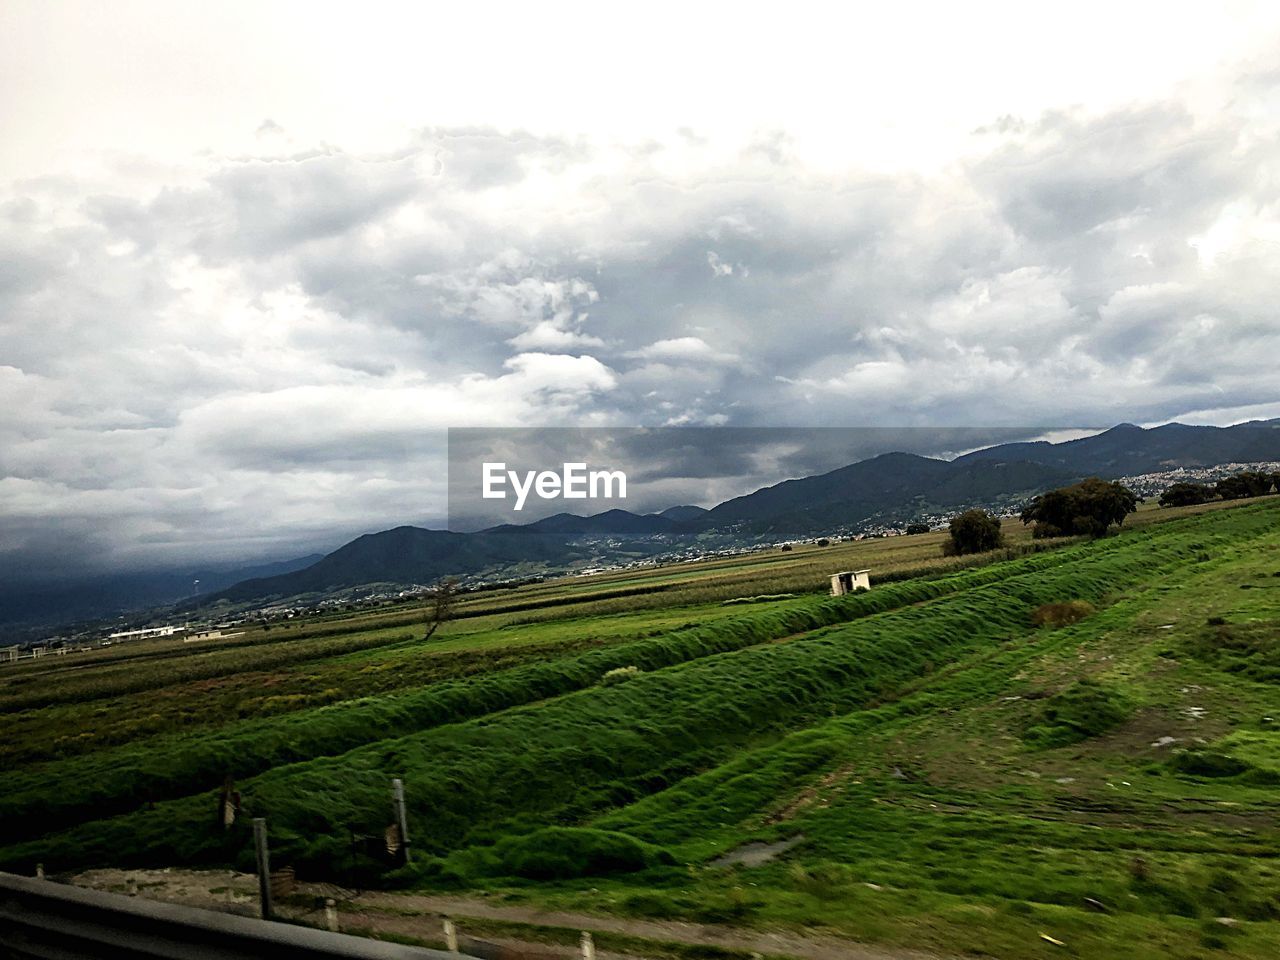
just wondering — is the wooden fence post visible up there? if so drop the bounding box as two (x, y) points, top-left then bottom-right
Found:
(443, 918), (458, 953)
(253, 817), (273, 920)
(391, 778), (411, 865)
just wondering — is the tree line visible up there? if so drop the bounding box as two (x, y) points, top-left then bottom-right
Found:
(946, 477), (1138, 556)
(945, 470), (1277, 557)
(1157, 471), (1279, 508)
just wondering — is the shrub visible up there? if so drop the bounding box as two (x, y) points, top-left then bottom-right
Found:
(1160, 482), (1216, 508)
(944, 509), (1004, 556)
(1216, 472), (1276, 501)
(491, 827), (674, 880)
(1023, 680), (1131, 748)
(620, 891), (685, 918)
(1031, 600), (1096, 628)
(600, 665), (642, 686)
(1169, 751), (1251, 779)
(1022, 478), (1138, 539)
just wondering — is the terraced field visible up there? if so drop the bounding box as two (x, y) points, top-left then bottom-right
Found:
(4, 497), (1279, 959)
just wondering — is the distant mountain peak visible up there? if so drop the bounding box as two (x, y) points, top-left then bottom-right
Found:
(659, 504), (709, 521)
(184, 418), (1280, 613)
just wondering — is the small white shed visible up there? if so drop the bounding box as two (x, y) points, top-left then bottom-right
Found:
(830, 569), (872, 596)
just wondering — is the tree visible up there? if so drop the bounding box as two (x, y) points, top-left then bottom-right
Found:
(945, 509), (1004, 556)
(1159, 482), (1215, 508)
(1215, 471), (1275, 501)
(1021, 477), (1138, 539)
(422, 576), (458, 642)
(905, 522), (929, 535)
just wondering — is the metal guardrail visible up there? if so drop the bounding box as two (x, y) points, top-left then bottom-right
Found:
(0, 872), (462, 960)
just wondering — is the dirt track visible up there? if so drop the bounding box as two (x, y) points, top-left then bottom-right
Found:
(71, 867), (959, 960)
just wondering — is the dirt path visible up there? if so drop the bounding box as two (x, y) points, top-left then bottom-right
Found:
(70, 868), (958, 960)
(347, 889), (957, 960)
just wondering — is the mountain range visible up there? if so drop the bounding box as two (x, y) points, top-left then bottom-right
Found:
(195, 419), (1280, 609)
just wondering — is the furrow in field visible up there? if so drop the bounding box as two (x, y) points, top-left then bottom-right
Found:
(0, 627), (423, 713)
(5, 502), (1271, 878)
(1, 540), (1092, 845)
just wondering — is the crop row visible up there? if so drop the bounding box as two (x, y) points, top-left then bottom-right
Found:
(6, 502), (1272, 877)
(0, 542), (1088, 843)
(0, 626), (422, 714)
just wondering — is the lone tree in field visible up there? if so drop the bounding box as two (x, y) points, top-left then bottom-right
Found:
(423, 576), (458, 642)
(1021, 477), (1138, 539)
(944, 509), (1004, 556)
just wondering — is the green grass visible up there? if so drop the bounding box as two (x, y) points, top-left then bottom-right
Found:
(6, 503), (1272, 869)
(522, 503), (1280, 958)
(0, 541), (1096, 843)
(4, 497), (1279, 959)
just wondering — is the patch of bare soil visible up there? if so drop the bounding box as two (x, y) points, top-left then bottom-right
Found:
(348, 889), (959, 960)
(708, 835), (806, 868)
(763, 762), (857, 824)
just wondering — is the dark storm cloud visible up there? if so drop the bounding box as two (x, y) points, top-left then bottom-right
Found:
(2, 73), (1278, 574)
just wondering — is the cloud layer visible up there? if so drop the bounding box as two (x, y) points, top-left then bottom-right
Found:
(2, 73), (1279, 573)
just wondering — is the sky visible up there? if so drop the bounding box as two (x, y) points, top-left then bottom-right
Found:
(2, 1), (1279, 575)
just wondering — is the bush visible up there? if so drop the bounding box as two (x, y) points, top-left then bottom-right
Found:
(600, 665), (642, 686)
(1022, 478), (1138, 539)
(944, 509), (1004, 556)
(491, 827), (674, 880)
(1031, 600), (1096, 628)
(905, 523), (930, 535)
(1023, 680), (1131, 748)
(1169, 751), (1251, 779)
(1160, 482), (1216, 508)
(1216, 472), (1276, 501)
(620, 891), (686, 918)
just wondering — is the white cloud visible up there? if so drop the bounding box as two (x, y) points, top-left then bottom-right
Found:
(2, 45), (1280, 571)
(629, 337), (739, 365)
(508, 321), (605, 351)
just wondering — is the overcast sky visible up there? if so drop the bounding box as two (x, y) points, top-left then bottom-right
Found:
(2, 1), (1279, 574)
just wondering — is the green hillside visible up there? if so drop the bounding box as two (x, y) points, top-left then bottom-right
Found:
(4, 498), (1280, 958)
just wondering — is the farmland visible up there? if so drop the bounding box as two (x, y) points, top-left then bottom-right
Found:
(3, 496), (1280, 959)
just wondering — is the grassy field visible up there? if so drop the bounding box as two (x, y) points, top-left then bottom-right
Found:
(3, 497), (1279, 958)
